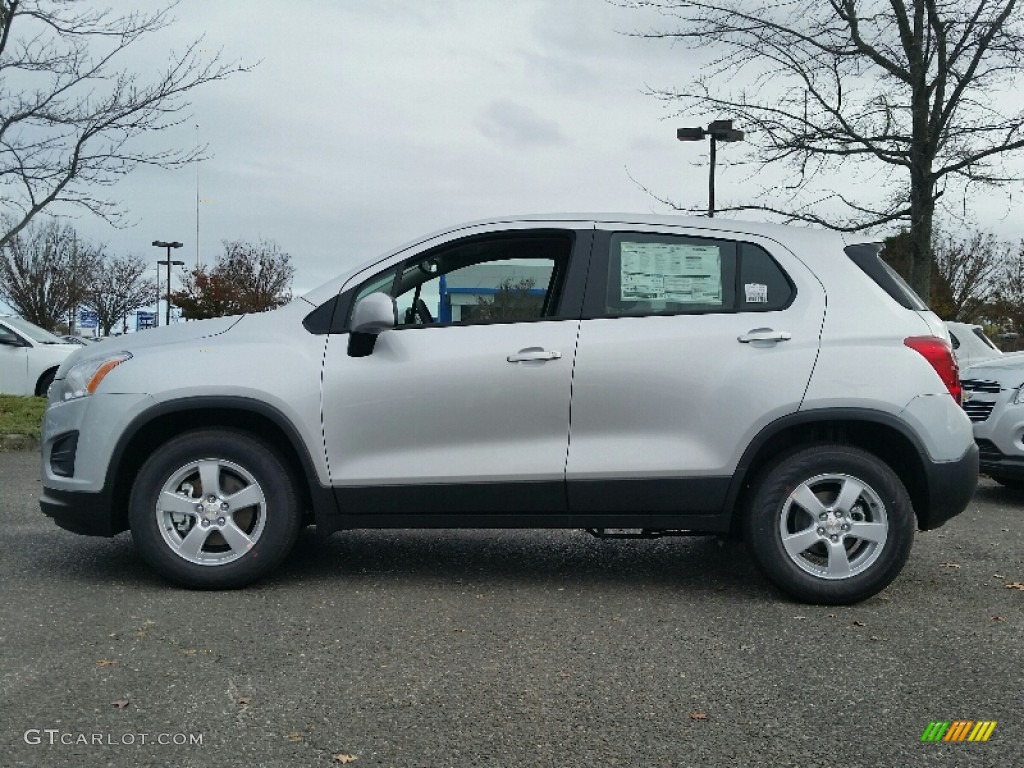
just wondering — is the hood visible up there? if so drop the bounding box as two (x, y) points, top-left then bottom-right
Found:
(961, 351), (1024, 385)
(55, 314), (244, 377)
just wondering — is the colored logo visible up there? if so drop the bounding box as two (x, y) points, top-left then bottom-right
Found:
(921, 721), (997, 742)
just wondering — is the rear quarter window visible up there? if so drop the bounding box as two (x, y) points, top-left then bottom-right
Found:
(845, 243), (928, 310)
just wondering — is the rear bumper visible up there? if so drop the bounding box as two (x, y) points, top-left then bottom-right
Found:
(918, 443), (979, 530)
(39, 486), (122, 537)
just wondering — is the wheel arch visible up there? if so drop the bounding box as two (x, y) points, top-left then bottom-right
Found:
(35, 366), (59, 396)
(106, 397), (337, 534)
(727, 409), (932, 536)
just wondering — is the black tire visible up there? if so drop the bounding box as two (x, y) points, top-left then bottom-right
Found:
(129, 429), (302, 589)
(36, 368), (56, 397)
(744, 444), (915, 605)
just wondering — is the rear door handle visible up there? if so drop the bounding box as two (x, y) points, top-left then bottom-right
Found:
(738, 328), (792, 343)
(507, 347), (562, 363)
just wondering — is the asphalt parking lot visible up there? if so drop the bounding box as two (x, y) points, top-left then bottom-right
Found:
(1, 449), (1021, 768)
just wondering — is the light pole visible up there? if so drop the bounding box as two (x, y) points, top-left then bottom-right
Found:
(153, 240), (184, 326)
(676, 119), (745, 217)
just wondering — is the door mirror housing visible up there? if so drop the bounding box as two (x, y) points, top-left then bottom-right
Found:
(348, 293), (396, 358)
(351, 293), (396, 335)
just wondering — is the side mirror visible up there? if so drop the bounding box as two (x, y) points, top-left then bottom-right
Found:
(348, 293), (396, 358)
(351, 293), (396, 335)
(0, 328), (26, 347)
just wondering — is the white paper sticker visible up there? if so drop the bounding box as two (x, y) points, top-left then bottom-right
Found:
(620, 242), (722, 304)
(745, 283), (768, 303)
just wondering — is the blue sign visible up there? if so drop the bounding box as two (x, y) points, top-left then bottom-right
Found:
(136, 311), (156, 330)
(78, 310), (98, 329)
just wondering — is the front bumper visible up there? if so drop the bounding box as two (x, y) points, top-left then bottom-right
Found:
(974, 438), (1024, 480)
(40, 486), (122, 537)
(39, 392), (156, 537)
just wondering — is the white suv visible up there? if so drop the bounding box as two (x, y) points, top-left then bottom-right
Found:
(38, 215), (978, 604)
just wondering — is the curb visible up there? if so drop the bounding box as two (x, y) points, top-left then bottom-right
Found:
(0, 434), (39, 452)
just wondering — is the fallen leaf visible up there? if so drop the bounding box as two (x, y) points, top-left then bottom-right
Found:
(286, 732), (303, 743)
(992, 615), (1005, 622)
(96, 659), (117, 667)
(1006, 582), (1024, 591)
(238, 697), (252, 706)
(851, 620), (866, 627)
(334, 755), (357, 764)
(689, 711), (708, 720)
(112, 699), (129, 709)
(939, 562), (960, 569)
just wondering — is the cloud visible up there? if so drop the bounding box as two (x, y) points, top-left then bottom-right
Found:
(477, 100), (567, 147)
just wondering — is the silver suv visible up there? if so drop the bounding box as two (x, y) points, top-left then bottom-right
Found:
(961, 355), (1024, 488)
(39, 215), (978, 604)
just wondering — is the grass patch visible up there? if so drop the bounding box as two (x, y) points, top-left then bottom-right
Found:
(0, 395), (47, 437)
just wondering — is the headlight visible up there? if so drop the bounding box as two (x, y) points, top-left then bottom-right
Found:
(52, 353), (132, 403)
(1014, 385), (1024, 405)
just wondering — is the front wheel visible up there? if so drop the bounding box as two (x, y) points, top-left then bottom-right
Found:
(129, 429), (302, 589)
(744, 445), (915, 605)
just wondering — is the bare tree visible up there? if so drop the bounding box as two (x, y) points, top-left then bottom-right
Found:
(173, 238), (294, 319)
(0, 1), (252, 248)
(0, 218), (97, 328)
(991, 243), (1024, 336)
(629, 1), (1024, 301)
(932, 229), (1008, 322)
(883, 227), (1007, 320)
(219, 239), (294, 313)
(80, 252), (157, 336)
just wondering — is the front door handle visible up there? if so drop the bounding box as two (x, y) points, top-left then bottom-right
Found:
(738, 328), (792, 344)
(507, 347), (562, 363)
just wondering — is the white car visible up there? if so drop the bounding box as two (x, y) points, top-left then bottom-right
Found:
(0, 315), (78, 396)
(945, 321), (1002, 368)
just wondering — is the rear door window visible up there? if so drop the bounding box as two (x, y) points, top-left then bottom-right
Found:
(591, 232), (794, 317)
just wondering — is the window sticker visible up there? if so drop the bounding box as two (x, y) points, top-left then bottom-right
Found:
(744, 283), (768, 303)
(620, 242), (722, 304)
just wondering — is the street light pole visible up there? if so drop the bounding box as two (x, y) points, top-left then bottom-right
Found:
(153, 240), (184, 326)
(676, 119), (745, 217)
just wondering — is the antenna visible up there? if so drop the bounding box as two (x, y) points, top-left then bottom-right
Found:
(195, 122), (201, 270)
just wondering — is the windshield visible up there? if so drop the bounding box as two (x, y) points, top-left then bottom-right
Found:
(0, 316), (68, 344)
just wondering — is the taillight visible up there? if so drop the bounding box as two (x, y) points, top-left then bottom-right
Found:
(904, 336), (961, 404)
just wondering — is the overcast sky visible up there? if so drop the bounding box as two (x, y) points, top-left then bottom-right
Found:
(13, 0), (1024, 304)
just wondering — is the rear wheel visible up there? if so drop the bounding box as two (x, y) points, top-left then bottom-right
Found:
(744, 444), (915, 604)
(129, 429), (302, 589)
